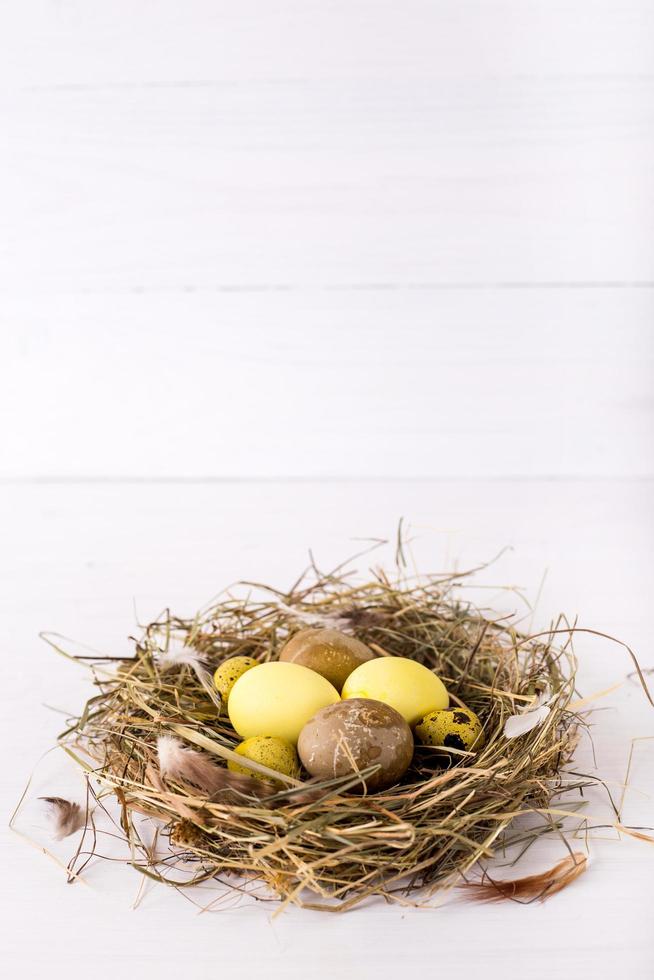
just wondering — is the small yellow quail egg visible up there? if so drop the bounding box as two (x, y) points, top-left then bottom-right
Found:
(227, 736), (300, 782)
(169, 820), (205, 850)
(415, 707), (485, 752)
(213, 656), (257, 703)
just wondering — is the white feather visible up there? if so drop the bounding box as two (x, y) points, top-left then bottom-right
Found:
(157, 640), (222, 709)
(503, 704), (551, 739)
(276, 602), (354, 632)
(157, 638), (205, 671)
(157, 734), (186, 775)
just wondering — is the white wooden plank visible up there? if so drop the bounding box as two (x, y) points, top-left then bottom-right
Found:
(2, 1), (654, 86)
(1, 3), (653, 292)
(1, 480), (652, 977)
(2, 2), (652, 479)
(2, 293), (653, 478)
(2, 73), (652, 289)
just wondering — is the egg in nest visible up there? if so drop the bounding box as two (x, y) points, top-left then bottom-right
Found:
(279, 628), (375, 692)
(228, 735), (300, 782)
(297, 698), (414, 792)
(213, 656), (257, 703)
(415, 707), (485, 753)
(227, 661), (340, 743)
(342, 656), (448, 726)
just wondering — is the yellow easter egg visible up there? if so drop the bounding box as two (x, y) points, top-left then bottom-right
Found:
(342, 656), (448, 726)
(228, 736), (300, 782)
(228, 661), (340, 744)
(213, 656), (257, 703)
(415, 707), (485, 752)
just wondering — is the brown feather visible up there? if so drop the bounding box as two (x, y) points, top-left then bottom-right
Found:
(156, 735), (275, 803)
(465, 852), (587, 903)
(40, 796), (86, 840)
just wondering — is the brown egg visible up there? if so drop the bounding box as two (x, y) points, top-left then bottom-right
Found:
(279, 628), (375, 692)
(297, 698), (414, 792)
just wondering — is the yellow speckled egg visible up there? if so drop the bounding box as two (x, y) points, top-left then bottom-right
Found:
(342, 656), (448, 726)
(415, 707), (485, 752)
(228, 661), (340, 744)
(213, 656), (257, 703)
(228, 736), (300, 782)
(279, 628), (375, 691)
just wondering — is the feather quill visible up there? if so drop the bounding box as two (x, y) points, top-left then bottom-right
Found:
(40, 797), (86, 840)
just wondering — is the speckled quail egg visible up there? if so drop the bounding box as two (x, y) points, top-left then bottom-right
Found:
(227, 735), (300, 782)
(279, 628), (375, 692)
(415, 707), (485, 752)
(297, 698), (414, 792)
(169, 820), (205, 850)
(213, 656), (257, 704)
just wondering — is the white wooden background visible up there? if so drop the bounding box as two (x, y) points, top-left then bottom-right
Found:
(1, 2), (653, 978)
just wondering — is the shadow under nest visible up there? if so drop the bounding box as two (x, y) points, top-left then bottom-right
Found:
(50, 560), (593, 912)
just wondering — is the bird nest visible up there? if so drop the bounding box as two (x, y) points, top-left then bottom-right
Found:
(36, 553), (646, 912)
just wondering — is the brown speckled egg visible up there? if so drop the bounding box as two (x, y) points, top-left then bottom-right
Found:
(297, 698), (414, 792)
(279, 628), (375, 692)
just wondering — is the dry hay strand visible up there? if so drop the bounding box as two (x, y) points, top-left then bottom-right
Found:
(36, 556), (650, 912)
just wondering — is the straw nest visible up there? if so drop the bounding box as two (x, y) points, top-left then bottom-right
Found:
(44, 553), (641, 912)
